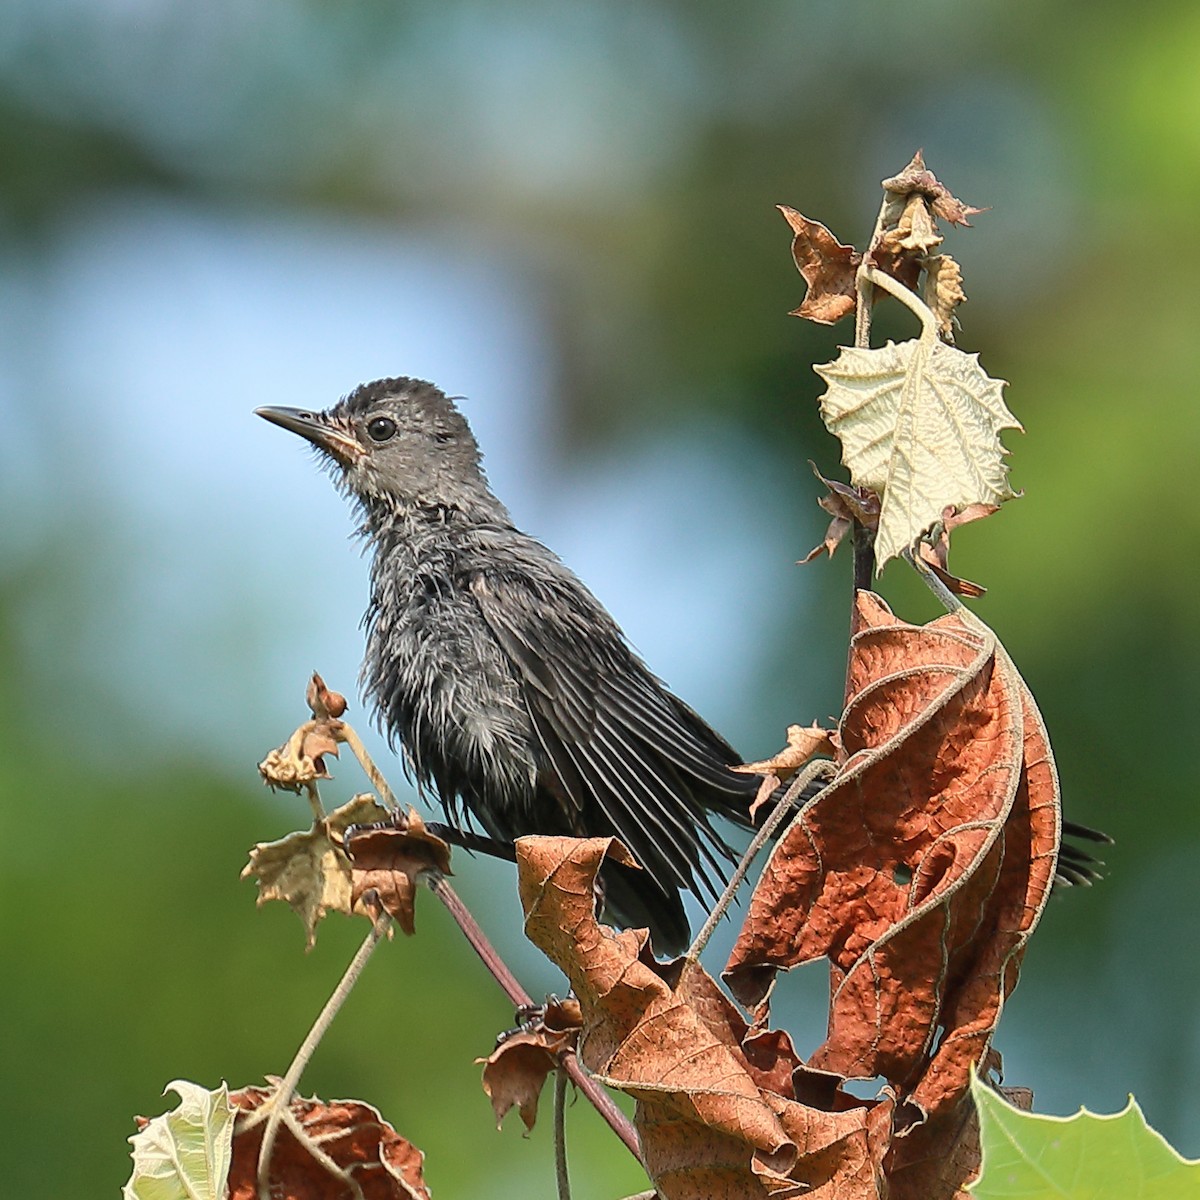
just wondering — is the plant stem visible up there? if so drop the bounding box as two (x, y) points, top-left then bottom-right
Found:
(906, 547), (967, 613)
(338, 724), (401, 810)
(554, 1069), (572, 1200)
(862, 264), (937, 340)
(426, 873), (532, 1008)
(254, 914), (390, 1200)
(685, 760), (831, 961)
(424, 873), (643, 1163)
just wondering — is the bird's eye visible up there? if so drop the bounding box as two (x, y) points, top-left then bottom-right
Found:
(366, 416), (397, 442)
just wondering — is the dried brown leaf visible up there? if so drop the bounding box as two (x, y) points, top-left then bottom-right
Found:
(306, 671), (348, 720)
(916, 502), (1000, 597)
(518, 837), (803, 1196)
(779, 205), (861, 325)
(241, 794), (391, 948)
(882, 151), (986, 227)
(887, 1081), (1034, 1200)
(346, 808), (452, 935)
(477, 999), (583, 1132)
(725, 594), (1058, 1122)
(228, 1086), (430, 1200)
(801, 464), (881, 564)
(738, 724), (833, 778)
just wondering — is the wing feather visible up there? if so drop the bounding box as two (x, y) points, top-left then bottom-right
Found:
(468, 568), (754, 897)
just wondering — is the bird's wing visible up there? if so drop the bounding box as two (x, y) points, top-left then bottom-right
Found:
(468, 568), (756, 899)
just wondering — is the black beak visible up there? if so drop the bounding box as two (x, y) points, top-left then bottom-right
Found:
(255, 406), (364, 464)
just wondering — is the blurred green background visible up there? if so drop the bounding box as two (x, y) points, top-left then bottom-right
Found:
(1, 2), (1196, 1196)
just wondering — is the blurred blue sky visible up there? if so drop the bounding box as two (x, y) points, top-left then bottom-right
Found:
(0, 196), (809, 773)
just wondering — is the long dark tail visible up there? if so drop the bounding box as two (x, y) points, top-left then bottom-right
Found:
(599, 859), (691, 958)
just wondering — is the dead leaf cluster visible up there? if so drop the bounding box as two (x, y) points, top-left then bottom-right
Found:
(258, 672), (349, 791)
(229, 1086), (430, 1200)
(782, 151), (980, 342)
(784, 153), (1019, 575)
(514, 592), (1061, 1199)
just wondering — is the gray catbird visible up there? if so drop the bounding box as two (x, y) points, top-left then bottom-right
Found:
(258, 377), (1106, 952)
(258, 377), (769, 953)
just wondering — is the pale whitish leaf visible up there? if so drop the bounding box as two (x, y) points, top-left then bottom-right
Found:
(123, 1080), (234, 1200)
(816, 337), (1020, 570)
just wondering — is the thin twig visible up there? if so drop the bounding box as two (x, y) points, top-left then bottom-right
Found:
(303, 779), (325, 823)
(854, 193), (890, 350)
(861, 264), (937, 340)
(553, 1068), (572, 1200)
(338, 723), (401, 810)
(255, 914), (391, 1200)
(424, 873), (643, 1163)
(685, 760), (832, 961)
(425, 873), (532, 1009)
(848, 196), (896, 605)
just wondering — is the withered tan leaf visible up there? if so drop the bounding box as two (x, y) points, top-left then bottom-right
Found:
(241, 794), (390, 948)
(924, 255), (967, 343)
(815, 337), (1020, 570)
(779, 205), (861, 325)
(737, 724), (833, 778)
(227, 1086), (430, 1200)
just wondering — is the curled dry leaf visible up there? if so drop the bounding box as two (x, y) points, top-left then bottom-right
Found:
(258, 673), (350, 790)
(346, 808), (452, 936)
(881, 151), (985, 228)
(885, 1083), (1028, 1200)
(307, 671), (348, 720)
(924, 254), (967, 343)
(866, 152), (982, 312)
(478, 999), (583, 1133)
(517, 836), (893, 1199)
(228, 1086), (430, 1200)
(779, 205), (861, 325)
(879, 192), (944, 259)
(916, 503), (999, 598)
(241, 794), (391, 949)
(800, 463), (882, 564)
(737, 724), (833, 779)
(725, 593), (1059, 1127)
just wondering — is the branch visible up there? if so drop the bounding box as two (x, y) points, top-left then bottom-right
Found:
(686, 760), (831, 961)
(252, 913), (391, 1200)
(554, 1068), (572, 1200)
(425, 873), (643, 1163)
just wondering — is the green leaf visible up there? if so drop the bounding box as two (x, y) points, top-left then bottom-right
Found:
(969, 1074), (1200, 1200)
(123, 1080), (234, 1200)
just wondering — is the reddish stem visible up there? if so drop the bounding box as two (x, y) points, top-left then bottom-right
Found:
(425, 875), (643, 1163)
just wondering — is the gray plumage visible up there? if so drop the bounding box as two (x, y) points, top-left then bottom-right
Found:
(257, 377), (762, 953)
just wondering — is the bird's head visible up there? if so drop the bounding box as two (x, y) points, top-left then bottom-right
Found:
(257, 377), (498, 519)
